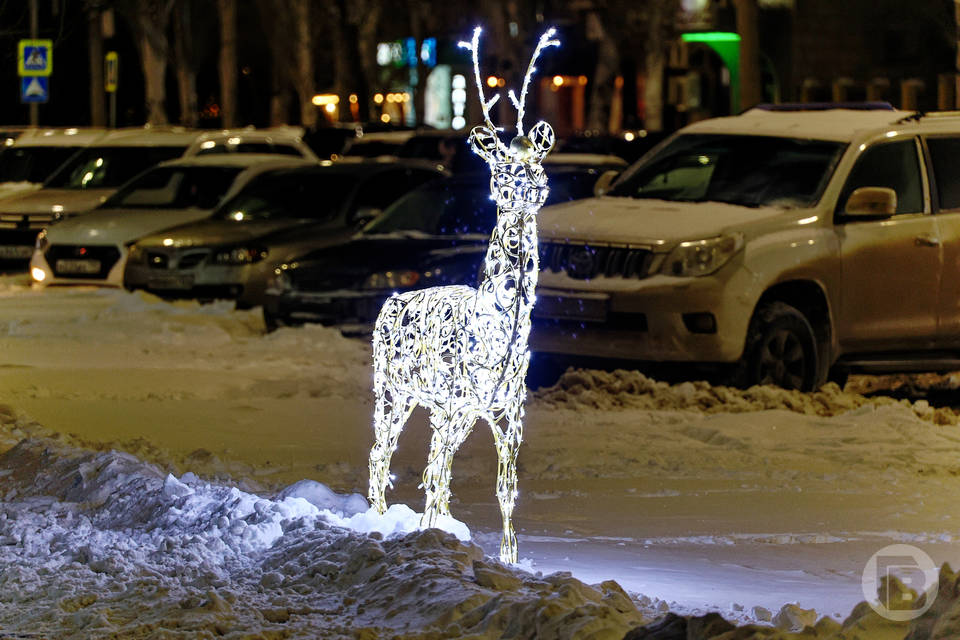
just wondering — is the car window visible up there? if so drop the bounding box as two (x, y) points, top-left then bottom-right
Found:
(100, 166), (244, 210)
(610, 134), (845, 208)
(926, 137), (960, 211)
(214, 171), (359, 222)
(353, 169), (440, 213)
(839, 139), (922, 215)
(0, 146), (82, 183)
(196, 142), (302, 156)
(364, 182), (495, 235)
(45, 146), (188, 189)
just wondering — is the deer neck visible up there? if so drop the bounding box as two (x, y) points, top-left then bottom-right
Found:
(479, 203), (539, 326)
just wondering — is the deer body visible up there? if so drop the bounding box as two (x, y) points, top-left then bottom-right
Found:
(368, 27), (558, 564)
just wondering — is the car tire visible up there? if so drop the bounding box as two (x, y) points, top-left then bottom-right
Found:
(263, 308), (282, 333)
(734, 301), (820, 391)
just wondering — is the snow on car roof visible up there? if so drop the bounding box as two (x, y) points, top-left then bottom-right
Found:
(11, 127), (108, 146)
(682, 108), (913, 142)
(156, 154), (317, 169)
(94, 126), (204, 146)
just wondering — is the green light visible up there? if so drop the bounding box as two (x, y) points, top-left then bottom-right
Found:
(681, 32), (741, 43)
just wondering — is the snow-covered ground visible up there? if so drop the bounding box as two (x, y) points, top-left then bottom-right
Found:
(2, 277), (960, 638)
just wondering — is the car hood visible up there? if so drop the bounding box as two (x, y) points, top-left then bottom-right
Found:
(45, 208), (215, 246)
(0, 188), (113, 216)
(135, 219), (316, 248)
(538, 196), (792, 246)
(284, 234), (487, 291)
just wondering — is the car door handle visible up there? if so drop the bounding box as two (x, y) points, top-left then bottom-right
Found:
(915, 234), (941, 247)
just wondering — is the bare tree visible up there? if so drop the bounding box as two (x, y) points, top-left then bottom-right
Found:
(290, 0), (316, 129)
(217, 0), (238, 128)
(86, 1), (106, 127)
(117, 0), (176, 124)
(172, 0), (198, 127)
(732, 0), (761, 110)
(585, 11), (619, 132)
(255, 0), (294, 125)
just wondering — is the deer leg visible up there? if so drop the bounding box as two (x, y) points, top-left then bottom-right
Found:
(492, 403), (524, 564)
(421, 410), (473, 528)
(368, 384), (415, 514)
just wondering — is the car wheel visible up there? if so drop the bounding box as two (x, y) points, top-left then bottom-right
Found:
(738, 301), (819, 391)
(263, 308), (282, 333)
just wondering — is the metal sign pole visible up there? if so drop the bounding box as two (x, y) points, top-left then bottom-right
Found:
(29, 0), (38, 126)
(105, 51), (118, 128)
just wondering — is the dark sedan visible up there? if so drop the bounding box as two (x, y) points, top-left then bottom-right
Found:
(262, 167), (609, 331)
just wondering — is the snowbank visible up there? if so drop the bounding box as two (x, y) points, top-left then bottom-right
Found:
(535, 368), (960, 425)
(0, 438), (646, 638)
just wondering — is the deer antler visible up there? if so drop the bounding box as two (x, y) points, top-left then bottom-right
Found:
(458, 27), (507, 147)
(508, 28), (560, 136)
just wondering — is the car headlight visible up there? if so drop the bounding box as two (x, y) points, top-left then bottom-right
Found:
(35, 229), (49, 252)
(660, 234), (743, 277)
(363, 270), (420, 290)
(213, 246), (267, 265)
(267, 266), (293, 292)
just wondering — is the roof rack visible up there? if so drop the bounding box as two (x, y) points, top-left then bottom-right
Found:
(751, 102), (895, 112)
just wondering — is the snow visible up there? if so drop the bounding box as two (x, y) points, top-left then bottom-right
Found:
(2, 277), (960, 637)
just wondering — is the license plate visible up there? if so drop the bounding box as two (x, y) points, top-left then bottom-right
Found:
(0, 245), (33, 259)
(148, 274), (194, 290)
(535, 293), (609, 322)
(56, 258), (101, 274)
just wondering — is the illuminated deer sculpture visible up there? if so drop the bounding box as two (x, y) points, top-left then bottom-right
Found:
(368, 26), (559, 563)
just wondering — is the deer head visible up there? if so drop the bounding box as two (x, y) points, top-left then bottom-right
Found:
(459, 27), (559, 210)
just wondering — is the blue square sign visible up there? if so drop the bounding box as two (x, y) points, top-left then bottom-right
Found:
(21, 76), (48, 103)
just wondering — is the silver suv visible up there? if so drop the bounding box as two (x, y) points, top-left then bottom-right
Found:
(534, 106), (960, 390)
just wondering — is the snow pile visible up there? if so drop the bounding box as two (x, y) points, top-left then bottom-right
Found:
(0, 438), (646, 638)
(622, 565), (960, 639)
(534, 368), (960, 425)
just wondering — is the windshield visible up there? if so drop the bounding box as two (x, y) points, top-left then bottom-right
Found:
(365, 171), (598, 236)
(45, 146), (187, 190)
(214, 171), (358, 222)
(100, 166), (244, 210)
(0, 146), (82, 183)
(609, 134), (846, 208)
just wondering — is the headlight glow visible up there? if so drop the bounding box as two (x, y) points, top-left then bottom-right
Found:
(35, 230), (49, 252)
(660, 234), (743, 277)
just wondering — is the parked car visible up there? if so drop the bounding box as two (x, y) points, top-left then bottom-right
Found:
(0, 127), (317, 267)
(0, 128), (106, 202)
(528, 105), (960, 390)
(261, 166), (613, 331)
(342, 130), (415, 159)
(29, 155), (316, 287)
(187, 127), (319, 160)
(123, 161), (446, 307)
(0, 127), (202, 265)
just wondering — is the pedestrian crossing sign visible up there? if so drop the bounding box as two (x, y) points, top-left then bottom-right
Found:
(18, 39), (53, 77)
(21, 76), (49, 103)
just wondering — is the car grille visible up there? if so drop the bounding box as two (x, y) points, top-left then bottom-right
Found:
(46, 244), (121, 279)
(539, 242), (654, 280)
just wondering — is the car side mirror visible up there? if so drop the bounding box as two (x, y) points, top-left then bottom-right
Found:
(844, 186), (897, 217)
(593, 169), (620, 197)
(353, 207), (381, 228)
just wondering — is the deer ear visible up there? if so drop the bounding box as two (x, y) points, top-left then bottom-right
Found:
(469, 125), (505, 163)
(528, 121), (555, 160)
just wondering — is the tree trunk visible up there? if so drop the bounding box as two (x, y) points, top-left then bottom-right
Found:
(586, 12), (620, 132)
(217, 0), (238, 128)
(355, 2), (380, 122)
(87, 4), (106, 127)
(290, 0), (316, 129)
(643, 2), (667, 131)
(733, 0), (762, 110)
(140, 33), (168, 124)
(172, 0), (198, 127)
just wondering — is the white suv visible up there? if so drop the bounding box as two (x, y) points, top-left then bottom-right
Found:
(534, 106), (960, 390)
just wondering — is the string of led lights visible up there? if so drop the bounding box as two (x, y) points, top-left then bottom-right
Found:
(368, 26), (559, 565)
